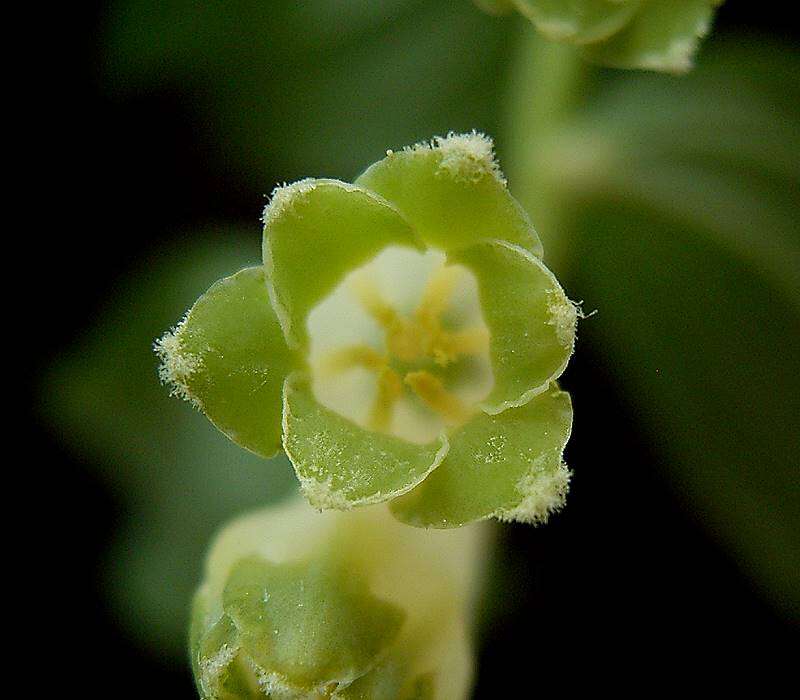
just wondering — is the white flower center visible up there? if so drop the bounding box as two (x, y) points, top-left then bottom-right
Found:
(307, 246), (493, 444)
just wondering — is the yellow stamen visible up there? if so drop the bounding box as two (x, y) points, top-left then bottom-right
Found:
(349, 274), (398, 328)
(350, 274), (427, 361)
(325, 258), (491, 435)
(404, 370), (473, 425)
(416, 265), (460, 328)
(368, 368), (403, 432)
(386, 318), (427, 362)
(432, 326), (491, 366)
(319, 344), (387, 377)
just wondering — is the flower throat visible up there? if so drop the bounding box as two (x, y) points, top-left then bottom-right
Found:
(307, 246), (494, 444)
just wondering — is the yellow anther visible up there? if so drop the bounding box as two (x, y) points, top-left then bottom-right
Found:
(386, 318), (427, 362)
(404, 370), (473, 426)
(368, 368), (404, 432)
(319, 344), (387, 377)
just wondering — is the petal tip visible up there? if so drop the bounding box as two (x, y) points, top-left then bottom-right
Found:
(154, 319), (204, 410)
(406, 130), (507, 185)
(297, 475), (354, 512)
(256, 671), (307, 698)
(197, 642), (240, 693)
(634, 37), (698, 74)
(546, 290), (579, 350)
(262, 178), (318, 229)
(493, 460), (571, 525)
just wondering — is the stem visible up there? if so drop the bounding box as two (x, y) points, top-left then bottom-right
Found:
(502, 28), (593, 274)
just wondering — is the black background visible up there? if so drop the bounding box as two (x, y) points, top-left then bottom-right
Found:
(28, 2), (797, 696)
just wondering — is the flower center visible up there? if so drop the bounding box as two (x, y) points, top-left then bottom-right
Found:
(307, 246), (493, 444)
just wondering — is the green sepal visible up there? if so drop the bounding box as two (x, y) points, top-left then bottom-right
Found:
(449, 240), (575, 414)
(221, 555), (405, 694)
(391, 384), (572, 528)
(155, 266), (296, 458)
(581, 0), (720, 73)
(263, 179), (421, 349)
(282, 373), (449, 509)
(355, 133), (543, 256)
(515, 0), (640, 45)
(190, 596), (257, 699)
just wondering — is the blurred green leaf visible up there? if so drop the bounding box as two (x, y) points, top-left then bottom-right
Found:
(40, 230), (296, 656)
(472, 0), (515, 16)
(508, 34), (800, 617)
(103, 0), (513, 184)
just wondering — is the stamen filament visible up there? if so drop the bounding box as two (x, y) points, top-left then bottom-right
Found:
(320, 344), (387, 377)
(415, 265), (460, 328)
(368, 368), (403, 432)
(404, 370), (473, 425)
(350, 275), (399, 328)
(432, 326), (491, 366)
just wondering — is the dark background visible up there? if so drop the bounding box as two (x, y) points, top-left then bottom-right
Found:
(30, 2), (797, 696)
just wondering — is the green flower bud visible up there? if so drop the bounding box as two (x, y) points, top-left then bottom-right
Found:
(191, 497), (486, 699)
(156, 132), (575, 527)
(475, 0), (725, 73)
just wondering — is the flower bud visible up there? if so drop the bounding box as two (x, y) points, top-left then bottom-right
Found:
(191, 497), (488, 698)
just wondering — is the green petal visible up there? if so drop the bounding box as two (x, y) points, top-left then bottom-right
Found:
(391, 385), (572, 528)
(221, 555), (404, 694)
(355, 132), (543, 256)
(155, 266), (295, 458)
(515, 0), (640, 45)
(282, 373), (449, 509)
(581, 0), (719, 73)
(263, 179), (421, 349)
(190, 544), (406, 699)
(449, 240), (575, 413)
(339, 664), (436, 700)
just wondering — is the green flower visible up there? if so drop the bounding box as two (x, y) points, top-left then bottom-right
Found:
(476, 0), (724, 73)
(157, 132), (575, 528)
(191, 497), (485, 699)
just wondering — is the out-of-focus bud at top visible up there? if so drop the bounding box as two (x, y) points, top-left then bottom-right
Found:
(474, 0), (725, 73)
(190, 497), (488, 699)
